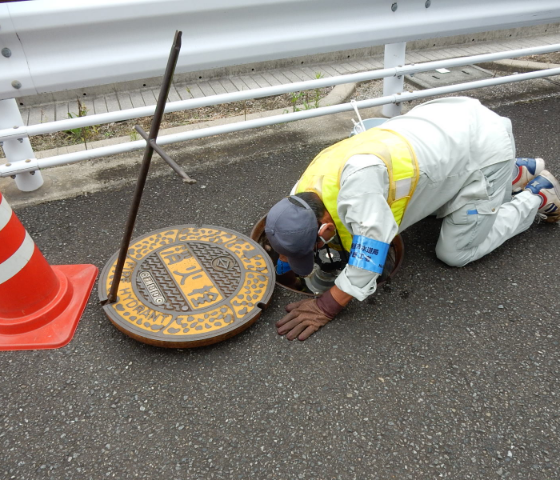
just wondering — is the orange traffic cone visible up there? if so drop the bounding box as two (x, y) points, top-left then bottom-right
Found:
(0, 192), (98, 350)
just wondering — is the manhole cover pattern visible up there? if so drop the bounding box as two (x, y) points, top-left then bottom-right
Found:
(99, 225), (275, 347)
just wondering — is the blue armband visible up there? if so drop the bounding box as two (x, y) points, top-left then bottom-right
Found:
(276, 259), (292, 275)
(348, 235), (390, 274)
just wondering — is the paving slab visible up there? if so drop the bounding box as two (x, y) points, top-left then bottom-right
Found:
(41, 103), (55, 124)
(176, 84), (194, 100)
(184, 83), (204, 99)
(251, 74), (271, 89)
(208, 79), (228, 95)
(92, 96), (108, 115)
(238, 75), (260, 90)
(140, 88), (157, 106)
(105, 93), (120, 112)
(129, 90), (146, 109)
(55, 102), (69, 122)
(117, 92), (133, 110)
(228, 76), (250, 92)
(216, 78), (238, 93)
(269, 70), (292, 85)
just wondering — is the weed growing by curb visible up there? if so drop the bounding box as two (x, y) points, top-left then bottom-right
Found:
(65, 99), (98, 148)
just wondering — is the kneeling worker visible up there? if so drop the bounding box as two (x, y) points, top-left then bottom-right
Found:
(265, 97), (560, 341)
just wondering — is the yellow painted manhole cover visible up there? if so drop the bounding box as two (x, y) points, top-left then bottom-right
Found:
(98, 225), (275, 347)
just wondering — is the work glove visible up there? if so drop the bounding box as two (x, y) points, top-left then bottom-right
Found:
(276, 289), (344, 341)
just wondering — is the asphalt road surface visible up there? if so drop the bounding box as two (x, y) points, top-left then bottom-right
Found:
(1, 95), (560, 479)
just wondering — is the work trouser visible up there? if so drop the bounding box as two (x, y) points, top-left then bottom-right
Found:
(435, 118), (541, 267)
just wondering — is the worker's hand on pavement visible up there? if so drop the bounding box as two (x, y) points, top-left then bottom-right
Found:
(276, 289), (345, 341)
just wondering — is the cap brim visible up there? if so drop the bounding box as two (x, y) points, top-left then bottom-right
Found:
(286, 252), (315, 277)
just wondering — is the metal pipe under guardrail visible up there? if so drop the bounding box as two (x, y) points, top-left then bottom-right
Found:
(0, 43), (559, 142)
(3, 65), (560, 178)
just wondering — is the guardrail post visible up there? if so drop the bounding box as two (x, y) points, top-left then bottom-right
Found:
(382, 42), (407, 118)
(0, 98), (43, 192)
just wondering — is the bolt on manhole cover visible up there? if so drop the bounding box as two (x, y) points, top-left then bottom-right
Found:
(99, 225), (275, 348)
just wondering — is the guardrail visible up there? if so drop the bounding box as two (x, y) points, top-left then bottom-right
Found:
(2, 0), (560, 99)
(1, 43), (560, 189)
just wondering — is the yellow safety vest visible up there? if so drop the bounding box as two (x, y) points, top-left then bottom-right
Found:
(295, 128), (419, 251)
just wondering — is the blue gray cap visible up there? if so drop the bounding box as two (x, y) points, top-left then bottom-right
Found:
(265, 196), (317, 276)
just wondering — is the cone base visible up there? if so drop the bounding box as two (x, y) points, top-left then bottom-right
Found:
(0, 264), (98, 351)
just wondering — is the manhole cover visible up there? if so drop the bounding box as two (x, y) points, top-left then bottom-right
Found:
(405, 65), (494, 90)
(98, 225), (275, 348)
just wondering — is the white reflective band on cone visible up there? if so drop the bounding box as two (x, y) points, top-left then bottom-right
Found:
(0, 231), (35, 285)
(0, 195), (12, 230)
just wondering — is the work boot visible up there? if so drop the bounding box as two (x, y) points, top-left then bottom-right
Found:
(524, 170), (560, 223)
(512, 157), (545, 194)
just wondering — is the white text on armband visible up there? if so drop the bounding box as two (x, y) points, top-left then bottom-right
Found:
(348, 235), (390, 274)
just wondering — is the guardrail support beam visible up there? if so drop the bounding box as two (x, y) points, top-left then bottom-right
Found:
(0, 99), (43, 191)
(382, 42), (407, 118)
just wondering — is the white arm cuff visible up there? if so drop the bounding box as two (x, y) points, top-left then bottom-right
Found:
(335, 266), (380, 301)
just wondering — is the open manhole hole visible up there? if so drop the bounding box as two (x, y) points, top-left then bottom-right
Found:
(99, 225), (275, 348)
(250, 216), (404, 296)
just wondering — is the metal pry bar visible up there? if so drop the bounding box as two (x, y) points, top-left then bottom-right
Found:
(104, 30), (184, 305)
(134, 125), (196, 184)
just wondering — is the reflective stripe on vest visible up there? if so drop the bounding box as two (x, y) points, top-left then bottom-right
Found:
(295, 128), (419, 251)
